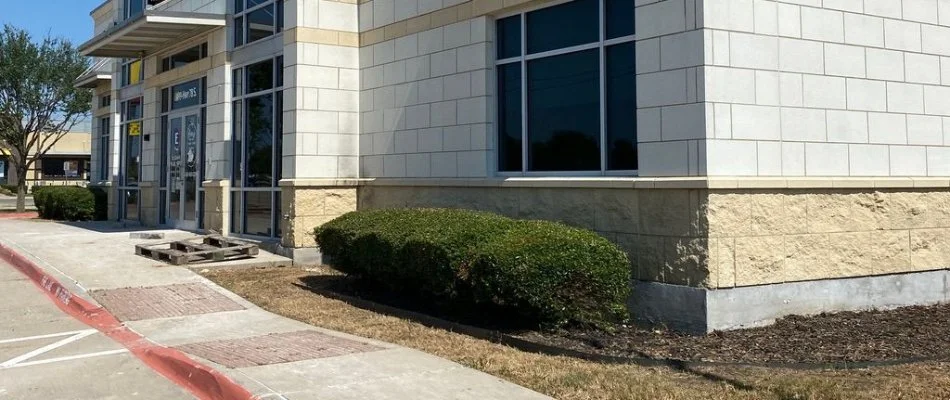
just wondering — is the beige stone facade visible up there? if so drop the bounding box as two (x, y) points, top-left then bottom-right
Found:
(356, 180), (950, 290)
(280, 182), (359, 248)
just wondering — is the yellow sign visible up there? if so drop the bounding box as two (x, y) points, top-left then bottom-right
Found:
(128, 121), (142, 136)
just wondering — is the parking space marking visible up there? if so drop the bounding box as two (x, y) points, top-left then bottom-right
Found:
(0, 330), (94, 345)
(0, 329), (126, 369)
(3, 349), (129, 369)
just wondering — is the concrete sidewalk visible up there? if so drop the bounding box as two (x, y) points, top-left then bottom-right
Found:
(0, 218), (550, 400)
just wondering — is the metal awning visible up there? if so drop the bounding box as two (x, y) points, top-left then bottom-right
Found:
(75, 58), (112, 88)
(79, 11), (225, 58)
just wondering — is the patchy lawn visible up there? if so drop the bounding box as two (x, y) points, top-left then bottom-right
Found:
(201, 265), (950, 400)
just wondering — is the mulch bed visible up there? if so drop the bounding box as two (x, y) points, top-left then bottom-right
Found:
(517, 304), (950, 363)
(296, 267), (950, 364)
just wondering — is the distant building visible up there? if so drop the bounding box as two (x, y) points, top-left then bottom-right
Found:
(0, 131), (92, 188)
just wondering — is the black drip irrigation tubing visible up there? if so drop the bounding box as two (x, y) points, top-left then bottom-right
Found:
(291, 282), (944, 373)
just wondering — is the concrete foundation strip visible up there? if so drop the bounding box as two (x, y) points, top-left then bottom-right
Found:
(0, 240), (257, 400)
(292, 283), (943, 372)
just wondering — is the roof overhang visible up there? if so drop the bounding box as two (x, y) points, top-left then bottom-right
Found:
(75, 74), (112, 89)
(79, 11), (225, 58)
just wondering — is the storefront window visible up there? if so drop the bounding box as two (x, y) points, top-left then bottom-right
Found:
(233, 0), (284, 48)
(231, 57), (283, 237)
(495, 0), (637, 174)
(119, 98), (143, 221)
(99, 117), (111, 181)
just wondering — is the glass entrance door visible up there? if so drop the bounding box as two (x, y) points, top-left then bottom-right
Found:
(167, 112), (200, 230)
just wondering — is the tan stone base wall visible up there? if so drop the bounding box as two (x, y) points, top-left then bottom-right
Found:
(708, 189), (950, 289)
(357, 185), (710, 287)
(358, 185), (950, 290)
(280, 185), (358, 248)
(202, 181), (229, 234)
(139, 184), (160, 226)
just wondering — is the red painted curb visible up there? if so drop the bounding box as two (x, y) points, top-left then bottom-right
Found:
(0, 242), (257, 400)
(0, 212), (38, 219)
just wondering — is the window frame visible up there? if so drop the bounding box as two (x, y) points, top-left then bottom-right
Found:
(120, 58), (144, 87)
(118, 97), (144, 221)
(494, 0), (638, 177)
(98, 116), (111, 181)
(160, 43), (209, 73)
(230, 56), (284, 238)
(232, 0), (284, 49)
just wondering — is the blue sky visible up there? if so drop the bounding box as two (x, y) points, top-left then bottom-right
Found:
(1, 1), (103, 132)
(0, 0), (103, 45)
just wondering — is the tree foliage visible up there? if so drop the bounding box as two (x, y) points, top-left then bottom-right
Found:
(0, 24), (92, 211)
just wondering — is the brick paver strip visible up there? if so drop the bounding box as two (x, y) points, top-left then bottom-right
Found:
(91, 283), (245, 321)
(176, 330), (385, 368)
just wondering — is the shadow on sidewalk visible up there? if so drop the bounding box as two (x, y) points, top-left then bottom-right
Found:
(59, 220), (175, 234)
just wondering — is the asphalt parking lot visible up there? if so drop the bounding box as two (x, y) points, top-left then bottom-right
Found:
(0, 262), (192, 399)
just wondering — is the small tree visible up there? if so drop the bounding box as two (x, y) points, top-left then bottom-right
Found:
(0, 25), (92, 212)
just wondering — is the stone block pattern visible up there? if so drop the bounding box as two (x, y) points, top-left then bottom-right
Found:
(636, 0), (709, 177)
(708, 188), (950, 288)
(281, 186), (358, 248)
(702, 0), (950, 177)
(358, 185), (713, 286)
(284, 0), (362, 179)
(360, 185), (950, 290)
(359, 17), (493, 178)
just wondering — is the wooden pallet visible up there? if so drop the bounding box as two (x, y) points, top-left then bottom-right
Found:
(135, 235), (259, 266)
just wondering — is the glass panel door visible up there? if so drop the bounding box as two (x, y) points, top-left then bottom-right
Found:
(167, 111), (200, 230)
(169, 117), (182, 223)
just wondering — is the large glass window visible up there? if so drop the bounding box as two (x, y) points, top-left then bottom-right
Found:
(231, 57), (283, 238)
(233, 0), (284, 48)
(496, 0), (637, 174)
(121, 59), (143, 87)
(121, 98), (143, 186)
(119, 97), (144, 221)
(160, 43), (208, 73)
(99, 117), (111, 181)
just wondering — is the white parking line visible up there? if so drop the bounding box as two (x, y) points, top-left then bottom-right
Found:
(0, 330), (95, 345)
(0, 329), (126, 369)
(2, 349), (129, 369)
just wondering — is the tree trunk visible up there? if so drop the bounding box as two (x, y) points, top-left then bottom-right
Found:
(15, 166), (27, 213)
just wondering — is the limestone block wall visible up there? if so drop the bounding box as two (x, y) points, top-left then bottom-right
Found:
(283, 0), (361, 179)
(708, 186), (950, 288)
(202, 181), (229, 233)
(702, 0), (950, 176)
(281, 183), (359, 248)
(357, 183), (710, 286)
(356, 181), (950, 290)
(358, 15), (493, 178)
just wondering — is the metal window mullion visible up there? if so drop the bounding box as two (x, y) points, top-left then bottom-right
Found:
(242, 0), (273, 15)
(523, 41), (601, 61)
(599, 0), (606, 174)
(520, 13), (528, 173)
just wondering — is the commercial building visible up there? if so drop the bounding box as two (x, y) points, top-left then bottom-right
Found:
(80, 0), (950, 332)
(0, 130), (92, 188)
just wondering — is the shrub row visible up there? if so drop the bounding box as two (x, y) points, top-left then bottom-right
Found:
(34, 186), (99, 221)
(315, 208), (631, 328)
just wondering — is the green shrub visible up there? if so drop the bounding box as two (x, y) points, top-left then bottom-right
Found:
(315, 208), (631, 328)
(0, 184), (17, 195)
(316, 208), (512, 299)
(467, 220), (631, 328)
(33, 186), (95, 221)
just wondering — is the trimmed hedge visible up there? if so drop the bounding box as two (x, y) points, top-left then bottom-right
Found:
(315, 208), (631, 328)
(34, 186), (96, 221)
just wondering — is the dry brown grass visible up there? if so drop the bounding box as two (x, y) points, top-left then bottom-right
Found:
(201, 266), (950, 400)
